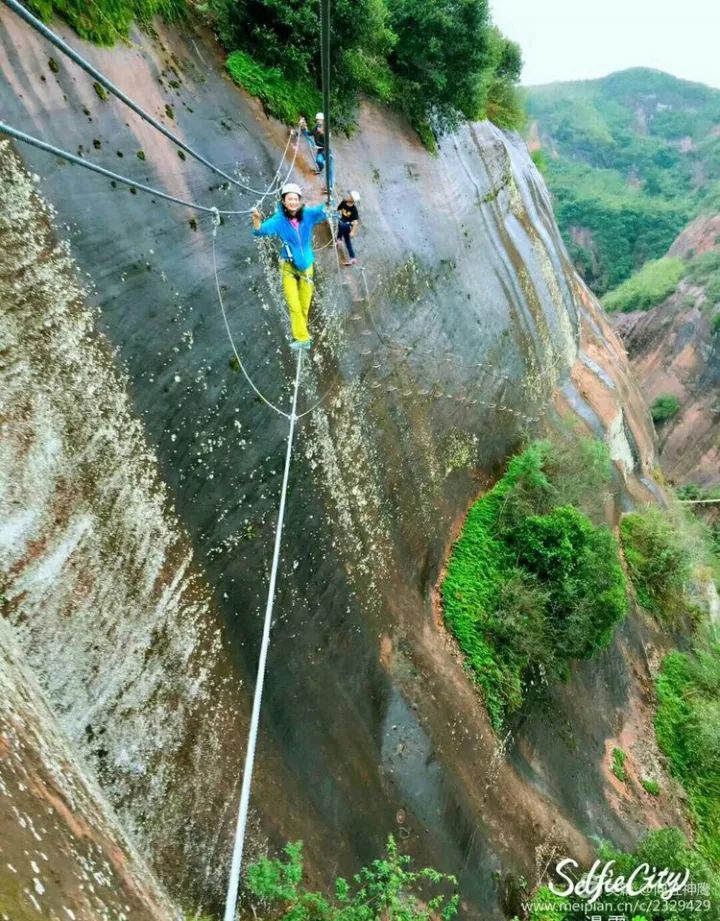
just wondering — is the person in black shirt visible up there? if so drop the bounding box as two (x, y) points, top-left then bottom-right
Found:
(336, 191), (360, 265)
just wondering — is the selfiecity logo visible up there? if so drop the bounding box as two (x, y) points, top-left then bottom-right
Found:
(549, 858), (690, 903)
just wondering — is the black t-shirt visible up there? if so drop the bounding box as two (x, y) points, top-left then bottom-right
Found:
(337, 201), (359, 222)
(312, 126), (325, 150)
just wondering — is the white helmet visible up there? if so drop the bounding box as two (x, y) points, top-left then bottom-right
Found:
(315, 112), (324, 122)
(280, 182), (303, 198)
(350, 190), (361, 203)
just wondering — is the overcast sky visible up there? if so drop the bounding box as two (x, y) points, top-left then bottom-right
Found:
(491, 0), (720, 89)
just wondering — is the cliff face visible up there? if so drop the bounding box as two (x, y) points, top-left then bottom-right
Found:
(0, 11), (671, 920)
(614, 216), (720, 486)
(0, 614), (180, 921)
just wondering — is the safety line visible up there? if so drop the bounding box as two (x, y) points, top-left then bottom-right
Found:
(211, 214), (290, 418)
(0, 121), (262, 214)
(222, 349), (303, 921)
(3, 0), (282, 196)
(319, 0), (332, 207)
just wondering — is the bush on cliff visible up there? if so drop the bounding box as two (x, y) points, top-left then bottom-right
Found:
(441, 438), (627, 730)
(620, 507), (691, 619)
(28, 0), (185, 44)
(243, 837), (459, 920)
(650, 394), (681, 424)
(225, 51), (321, 125)
(656, 639), (720, 865)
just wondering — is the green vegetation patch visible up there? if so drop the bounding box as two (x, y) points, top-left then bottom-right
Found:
(612, 747), (627, 782)
(244, 836), (458, 920)
(620, 507), (691, 619)
(28, 0), (185, 44)
(651, 394), (681, 424)
(656, 639), (720, 866)
(441, 439), (627, 730)
(209, 0), (524, 137)
(602, 257), (686, 313)
(642, 777), (660, 796)
(226, 51), (321, 126)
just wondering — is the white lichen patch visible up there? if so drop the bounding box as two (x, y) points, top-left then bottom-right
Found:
(0, 616), (182, 921)
(0, 141), (241, 901)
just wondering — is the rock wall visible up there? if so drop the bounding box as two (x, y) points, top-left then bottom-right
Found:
(0, 615), (180, 921)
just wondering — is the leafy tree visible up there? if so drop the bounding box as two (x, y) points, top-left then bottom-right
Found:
(384, 0), (523, 138)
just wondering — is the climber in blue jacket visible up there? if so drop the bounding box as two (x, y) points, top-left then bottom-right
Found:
(251, 182), (328, 350)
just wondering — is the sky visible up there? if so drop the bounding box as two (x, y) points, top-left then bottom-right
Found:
(491, 0), (720, 89)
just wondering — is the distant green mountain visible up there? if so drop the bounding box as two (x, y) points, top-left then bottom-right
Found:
(525, 68), (720, 295)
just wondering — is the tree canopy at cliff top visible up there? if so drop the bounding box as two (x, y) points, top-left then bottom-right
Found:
(28, 0), (524, 144)
(526, 68), (720, 295)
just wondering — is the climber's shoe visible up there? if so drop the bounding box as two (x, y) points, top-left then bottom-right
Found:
(290, 338), (312, 351)
(343, 258), (358, 266)
(299, 338), (313, 351)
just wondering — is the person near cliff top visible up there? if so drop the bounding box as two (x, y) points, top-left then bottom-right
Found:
(336, 191), (360, 266)
(300, 113), (335, 190)
(251, 182), (328, 351)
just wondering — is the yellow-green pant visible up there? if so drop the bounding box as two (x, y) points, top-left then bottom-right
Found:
(281, 261), (314, 342)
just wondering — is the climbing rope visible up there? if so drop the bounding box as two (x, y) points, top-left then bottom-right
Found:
(0, 121), (265, 215)
(3, 0), (288, 197)
(222, 350), (303, 921)
(319, 0), (332, 207)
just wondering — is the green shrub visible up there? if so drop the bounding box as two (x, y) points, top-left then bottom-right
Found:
(706, 275), (720, 305)
(28, 0), (185, 44)
(441, 439), (627, 729)
(620, 508), (691, 618)
(712, 313), (720, 336)
(612, 747), (627, 781)
(244, 837), (459, 920)
(688, 249), (720, 284)
(651, 394), (681, 424)
(656, 641), (720, 865)
(225, 51), (321, 125)
(531, 148), (549, 175)
(642, 777), (660, 795)
(208, 0), (524, 142)
(602, 257), (686, 312)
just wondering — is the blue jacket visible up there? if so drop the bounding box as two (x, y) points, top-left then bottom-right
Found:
(253, 204), (328, 271)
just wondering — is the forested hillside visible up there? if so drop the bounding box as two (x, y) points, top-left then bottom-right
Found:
(526, 69), (720, 295)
